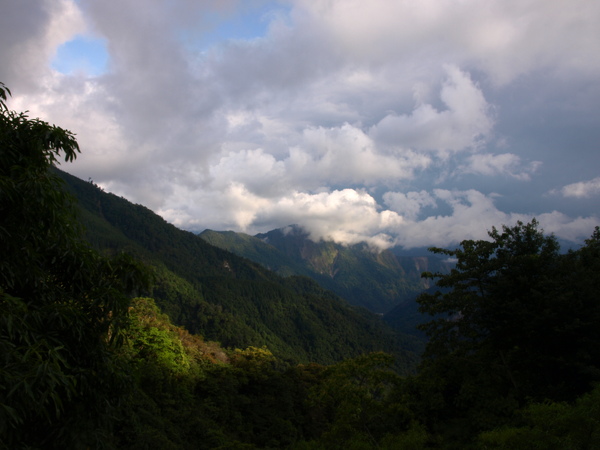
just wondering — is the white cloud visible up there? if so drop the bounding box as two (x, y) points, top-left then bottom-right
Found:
(263, 189), (403, 248)
(161, 186), (404, 249)
(298, 0), (600, 83)
(387, 190), (598, 249)
(559, 177), (600, 198)
(370, 66), (494, 154)
(390, 189), (514, 247)
(289, 124), (431, 186)
(206, 122), (432, 200)
(209, 148), (286, 196)
(535, 211), (599, 243)
(462, 153), (542, 180)
(383, 191), (437, 221)
(160, 183), (598, 251)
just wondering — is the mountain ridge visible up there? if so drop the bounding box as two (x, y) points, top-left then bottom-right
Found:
(200, 224), (452, 314)
(58, 169), (423, 370)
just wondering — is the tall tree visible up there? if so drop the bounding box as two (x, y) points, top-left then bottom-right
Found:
(415, 220), (600, 437)
(0, 82), (148, 448)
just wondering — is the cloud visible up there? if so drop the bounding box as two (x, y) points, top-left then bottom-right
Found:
(390, 189), (516, 248)
(206, 120), (432, 201)
(1, 0), (599, 251)
(288, 124), (431, 186)
(461, 153), (542, 180)
(369, 66), (494, 154)
(558, 177), (600, 198)
(0, 0), (85, 91)
(383, 191), (437, 221)
(209, 148), (286, 197)
(385, 190), (598, 249)
(161, 186), (404, 249)
(298, 0), (600, 83)
(263, 189), (404, 248)
(534, 211), (599, 243)
(160, 183), (597, 251)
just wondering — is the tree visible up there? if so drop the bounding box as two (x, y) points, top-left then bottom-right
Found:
(415, 220), (600, 436)
(478, 384), (600, 449)
(0, 82), (149, 448)
(306, 352), (411, 448)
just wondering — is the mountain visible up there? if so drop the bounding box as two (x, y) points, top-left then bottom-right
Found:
(200, 225), (452, 314)
(57, 169), (422, 371)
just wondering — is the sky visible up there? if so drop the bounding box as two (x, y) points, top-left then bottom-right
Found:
(1, 0), (599, 250)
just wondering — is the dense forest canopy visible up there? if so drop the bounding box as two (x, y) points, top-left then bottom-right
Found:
(414, 220), (600, 444)
(2, 82), (600, 449)
(419, 220), (600, 402)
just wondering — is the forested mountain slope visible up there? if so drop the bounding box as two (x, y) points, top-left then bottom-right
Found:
(201, 225), (452, 314)
(58, 169), (422, 369)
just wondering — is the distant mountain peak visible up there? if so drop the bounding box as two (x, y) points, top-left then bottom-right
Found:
(203, 225), (453, 314)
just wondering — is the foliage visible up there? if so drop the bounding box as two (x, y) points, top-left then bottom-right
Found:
(0, 83), (148, 448)
(125, 298), (197, 377)
(306, 352), (405, 448)
(414, 220), (600, 443)
(478, 384), (600, 449)
(116, 312), (322, 449)
(111, 221), (597, 449)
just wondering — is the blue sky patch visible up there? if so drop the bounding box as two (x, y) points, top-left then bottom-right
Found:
(52, 35), (109, 76)
(186, 2), (290, 51)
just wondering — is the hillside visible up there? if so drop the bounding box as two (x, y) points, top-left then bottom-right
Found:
(58, 169), (423, 369)
(200, 225), (452, 314)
